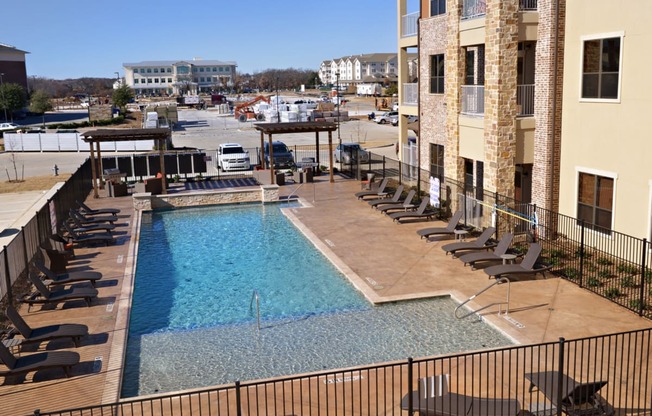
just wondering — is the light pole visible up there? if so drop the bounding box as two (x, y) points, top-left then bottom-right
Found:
(335, 71), (340, 144)
(0, 73), (7, 121)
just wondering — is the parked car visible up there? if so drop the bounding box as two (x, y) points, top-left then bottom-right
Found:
(335, 143), (370, 163)
(374, 111), (398, 124)
(391, 115), (418, 127)
(264, 141), (295, 169)
(217, 143), (251, 171)
(0, 122), (21, 132)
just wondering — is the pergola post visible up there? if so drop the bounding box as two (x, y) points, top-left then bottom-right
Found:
(159, 138), (167, 194)
(259, 130), (265, 169)
(88, 141), (99, 198)
(328, 131), (334, 183)
(97, 143), (104, 189)
(315, 131), (320, 169)
(268, 133), (275, 184)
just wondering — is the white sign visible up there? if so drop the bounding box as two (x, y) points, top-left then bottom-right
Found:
(429, 177), (440, 208)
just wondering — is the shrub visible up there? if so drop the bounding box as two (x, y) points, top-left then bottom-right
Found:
(596, 257), (613, 266)
(620, 276), (637, 288)
(630, 299), (648, 311)
(563, 267), (580, 280)
(617, 263), (638, 275)
(605, 287), (622, 298)
(574, 248), (592, 259)
(547, 248), (565, 259)
(597, 269), (612, 279)
(587, 278), (601, 287)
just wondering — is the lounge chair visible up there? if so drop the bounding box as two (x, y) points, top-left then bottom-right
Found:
(525, 371), (613, 416)
(77, 200), (121, 215)
(34, 258), (103, 288)
(401, 375), (449, 413)
(69, 211), (117, 233)
(69, 209), (118, 225)
(21, 272), (98, 311)
(441, 227), (497, 257)
(377, 190), (417, 214)
(46, 234), (74, 259)
(390, 198), (437, 223)
(61, 222), (116, 246)
(6, 305), (88, 348)
(38, 245), (68, 275)
(416, 210), (464, 240)
(367, 185), (405, 208)
(0, 341), (79, 380)
(458, 233), (514, 269)
(355, 177), (390, 200)
(483, 243), (552, 279)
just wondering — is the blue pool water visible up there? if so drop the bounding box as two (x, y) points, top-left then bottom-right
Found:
(121, 203), (512, 398)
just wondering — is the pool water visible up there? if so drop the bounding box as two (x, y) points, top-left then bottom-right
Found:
(121, 203), (512, 397)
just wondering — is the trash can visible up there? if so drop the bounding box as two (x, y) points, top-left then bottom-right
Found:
(275, 172), (285, 186)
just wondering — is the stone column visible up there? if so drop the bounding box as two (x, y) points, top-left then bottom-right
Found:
(445, 0), (465, 187)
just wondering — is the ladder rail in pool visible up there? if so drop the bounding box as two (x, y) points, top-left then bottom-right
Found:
(287, 183), (304, 201)
(454, 277), (510, 319)
(250, 289), (261, 330)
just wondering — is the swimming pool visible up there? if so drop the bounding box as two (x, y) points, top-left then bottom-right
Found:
(121, 203), (512, 397)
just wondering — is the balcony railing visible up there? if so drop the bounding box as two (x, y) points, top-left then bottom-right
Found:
(402, 83), (418, 106)
(519, 0), (538, 11)
(401, 12), (419, 37)
(462, 0), (486, 19)
(461, 85), (484, 115)
(517, 84), (535, 116)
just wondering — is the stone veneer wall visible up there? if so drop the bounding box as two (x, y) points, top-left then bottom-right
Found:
(132, 185), (280, 211)
(419, 15), (449, 174)
(532, 0), (565, 213)
(483, 0), (519, 198)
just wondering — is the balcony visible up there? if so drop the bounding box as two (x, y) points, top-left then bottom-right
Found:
(461, 85), (485, 115)
(462, 0), (486, 19)
(401, 12), (419, 37)
(519, 0), (537, 11)
(517, 84), (535, 116)
(402, 83), (418, 106)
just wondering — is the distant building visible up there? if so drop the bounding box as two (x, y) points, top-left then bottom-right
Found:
(0, 43), (29, 92)
(318, 53), (417, 88)
(122, 59), (237, 96)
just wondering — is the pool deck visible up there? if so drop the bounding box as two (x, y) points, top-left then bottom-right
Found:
(2, 175), (652, 414)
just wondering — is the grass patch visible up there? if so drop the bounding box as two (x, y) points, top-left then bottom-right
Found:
(0, 174), (72, 193)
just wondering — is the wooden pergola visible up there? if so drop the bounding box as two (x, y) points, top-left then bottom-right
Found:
(253, 121), (338, 184)
(81, 128), (171, 198)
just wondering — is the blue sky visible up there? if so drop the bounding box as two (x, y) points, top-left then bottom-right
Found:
(1, 0), (397, 80)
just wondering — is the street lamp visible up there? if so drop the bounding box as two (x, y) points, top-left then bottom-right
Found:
(0, 73), (7, 122)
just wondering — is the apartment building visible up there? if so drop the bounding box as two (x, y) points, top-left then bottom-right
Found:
(123, 59), (237, 96)
(397, 0), (561, 212)
(0, 43), (29, 93)
(318, 53), (417, 87)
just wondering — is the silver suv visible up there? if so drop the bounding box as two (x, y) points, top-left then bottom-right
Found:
(374, 111), (398, 124)
(218, 143), (251, 171)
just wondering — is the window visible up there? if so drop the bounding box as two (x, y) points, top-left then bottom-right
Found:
(429, 144), (444, 179)
(219, 67), (224, 72)
(430, 54), (445, 94)
(154, 78), (159, 83)
(146, 68), (152, 73)
(582, 35), (621, 100)
(154, 68), (159, 73)
(168, 78), (172, 83)
(200, 67), (205, 72)
(431, 0), (446, 16)
(577, 171), (614, 233)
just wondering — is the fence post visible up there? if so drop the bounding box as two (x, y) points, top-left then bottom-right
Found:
(579, 220), (585, 288)
(407, 357), (414, 414)
(235, 380), (242, 416)
(556, 338), (565, 416)
(3, 246), (12, 303)
(494, 193), (499, 235)
(639, 238), (648, 316)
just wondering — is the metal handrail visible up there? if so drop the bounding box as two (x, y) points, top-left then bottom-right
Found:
(250, 289), (260, 330)
(454, 277), (511, 319)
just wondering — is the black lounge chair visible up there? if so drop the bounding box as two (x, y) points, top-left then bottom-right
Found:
(377, 190), (417, 214)
(441, 227), (497, 257)
(46, 234), (74, 259)
(367, 185), (405, 208)
(458, 233), (514, 269)
(0, 341), (79, 380)
(70, 209), (118, 225)
(483, 243), (552, 279)
(34, 259), (103, 288)
(69, 212), (116, 233)
(38, 245), (68, 275)
(525, 371), (613, 416)
(6, 305), (88, 348)
(77, 200), (121, 215)
(416, 210), (463, 240)
(355, 178), (390, 200)
(21, 272), (98, 311)
(390, 198), (437, 223)
(62, 222), (116, 246)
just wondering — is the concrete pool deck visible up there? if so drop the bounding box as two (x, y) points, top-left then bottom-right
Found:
(1, 175), (651, 414)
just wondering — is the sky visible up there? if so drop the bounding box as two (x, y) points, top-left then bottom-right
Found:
(1, 0), (398, 80)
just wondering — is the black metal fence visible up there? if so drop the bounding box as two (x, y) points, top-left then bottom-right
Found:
(34, 327), (652, 415)
(0, 159), (93, 305)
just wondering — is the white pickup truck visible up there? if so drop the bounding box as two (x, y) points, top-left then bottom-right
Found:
(217, 143), (251, 171)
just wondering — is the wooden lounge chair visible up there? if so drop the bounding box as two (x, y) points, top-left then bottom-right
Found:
(441, 227), (497, 257)
(69, 209), (118, 225)
(458, 233), (514, 269)
(416, 210), (463, 240)
(21, 272), (98, 311)
(377, 190), (417, 214)
(69, 211), (117, 233)
(390, 198), (437, 223)
(34, 259), (103, 288)
(6, 305), (88, 348)
(61, 222), (115, 246)
(355, 177), (389, 200)
(77, 200), (121, 215)
(367, 185), (405, 208)
(525, 371), (613, 416)
(483, 243), (552, 279)
(0, 341), (79, 381)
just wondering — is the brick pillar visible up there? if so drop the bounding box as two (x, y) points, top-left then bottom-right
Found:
(483, 0), (519, 199)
